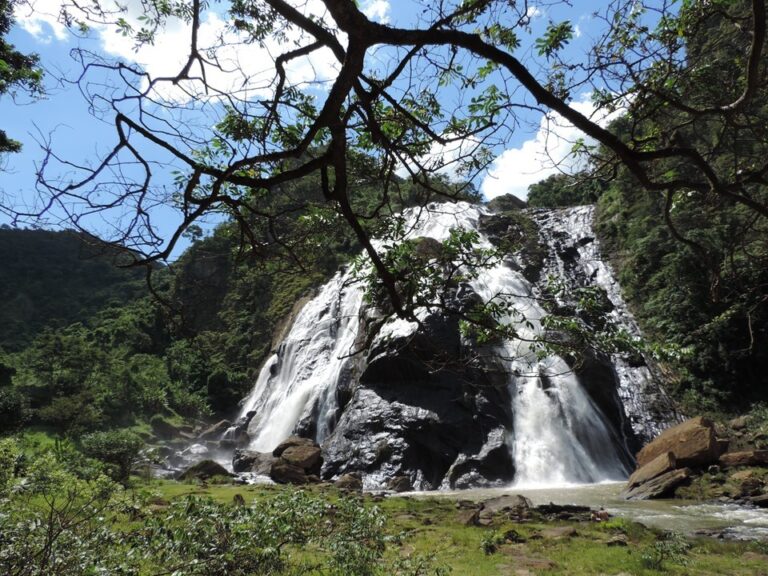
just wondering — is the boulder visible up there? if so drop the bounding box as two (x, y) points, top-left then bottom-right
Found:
(627, 451), (677, 488)
(636, 417), (719, 469)
(198, 420), (232, 441)
(729, 416), (750, 430)
(151, 417), (180, 440)
(481, 494), (532, 515)
(719, 450), (768, 468)
(334, 473), (363, 491)
(749, 494), (768, 508)
(623, 468), (691, 500)
(273, 436), (316, 457)
(387, 475), (413, 493)
(281, 444), (322, 473)
(456, 508), (480, 526)
(232, 449), (276, 474)
(177, 459), (233, 481)
(270, 460), (308, 485)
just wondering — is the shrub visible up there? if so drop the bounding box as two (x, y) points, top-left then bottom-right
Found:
(80, 429), (144, 484)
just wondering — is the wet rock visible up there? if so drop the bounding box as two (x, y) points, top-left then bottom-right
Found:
(719, 450), (768, 468)
(270, 460), (308, 485)
(334, 473), (363, 491)
(387, 475), (413, 493)
(636, 416), (719, 469)
(232, 449), (276, 475)
(177, 459), (232, 481)
(749, 494), (768, 508)
(198, 419), (232, 441)
(627, 451), (677, 489)
(623, 468), (692, 500)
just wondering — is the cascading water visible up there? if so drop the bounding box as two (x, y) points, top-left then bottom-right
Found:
(236, 271), (364, 451)
(233, 200), (669, 488)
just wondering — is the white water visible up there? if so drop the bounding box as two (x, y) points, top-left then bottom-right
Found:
(237, 271), (364, 451)
(236, 201), (658, 486)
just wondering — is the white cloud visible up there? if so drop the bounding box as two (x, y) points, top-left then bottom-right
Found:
(362, 0), (390, 23)
(15, 0), (342, 103)
(526, 5), (542, 20)
(480, 94), (622, 200)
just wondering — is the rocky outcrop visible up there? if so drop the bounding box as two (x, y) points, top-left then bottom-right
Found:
(198, 420), (232, 441)
(636, 416), (720, 468)
(626, 451), (677, 490)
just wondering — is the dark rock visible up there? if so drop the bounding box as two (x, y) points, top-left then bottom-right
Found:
(623, 468), (692, 500)
(198, 419), (232, 441)
(233, 494), (245, 506)
(487, 194), (527, 212)
(334, 473), (363, 491)
(177, 459), (233, 481)
(270, 460), (308, 485)
(749, 494), (768, 508)
(232, 449), (276, 474)
(387, 475), (413, 493)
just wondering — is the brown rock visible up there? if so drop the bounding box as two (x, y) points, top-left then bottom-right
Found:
(334, 473), (363, 491)
(482, 494), (533, 514)
(623, 468), (692, 500)
(457, 508), (480, 526)
(627, 451), (677, 488)
(270, 460), (308, 485)
(273, 436), (316, 457)
(541, 526), (577, 539)
(636, 416), (718, 469)
(729, 415), (750, 430)
(280, 444), (322, 472)
(719, 450), (768, 467)
(387, 475), (413, 493)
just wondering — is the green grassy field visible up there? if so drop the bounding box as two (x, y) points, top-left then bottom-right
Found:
(137, 481), (768, 575)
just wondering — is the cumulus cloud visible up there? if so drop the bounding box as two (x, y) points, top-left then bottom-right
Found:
(15, 0), (341, 102)
(480, 94), (622, 200)
(362, 0), (390, 23)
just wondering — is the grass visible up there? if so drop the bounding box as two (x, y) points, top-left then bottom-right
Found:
(135, 480), (768, 575)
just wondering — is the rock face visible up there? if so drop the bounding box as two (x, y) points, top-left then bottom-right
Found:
(636, 416), (719, 468)
(320, 285), (516, 490)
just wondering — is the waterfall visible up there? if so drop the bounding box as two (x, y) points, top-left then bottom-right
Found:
(236, 271), (364, 451)
(236, 201), (666, 487)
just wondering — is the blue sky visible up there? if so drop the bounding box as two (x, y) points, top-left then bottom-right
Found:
(0, 0), (618, 258)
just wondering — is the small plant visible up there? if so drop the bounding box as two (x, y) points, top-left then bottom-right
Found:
(640, 531), (691, 570)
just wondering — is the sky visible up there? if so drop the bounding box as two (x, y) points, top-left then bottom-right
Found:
(0, 0), (617, 257)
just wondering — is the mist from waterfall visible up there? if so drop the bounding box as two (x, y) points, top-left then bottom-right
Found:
(236, 201), (651, 486)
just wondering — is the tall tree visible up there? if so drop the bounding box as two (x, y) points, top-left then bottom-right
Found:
(3, 0), (766, 323)
(0, 0), (42, 154)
